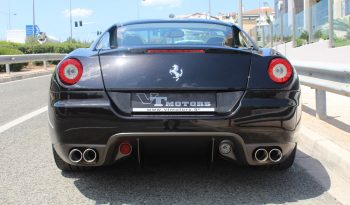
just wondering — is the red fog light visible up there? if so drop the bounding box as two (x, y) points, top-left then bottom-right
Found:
(119, 142), (132, 155)
(268, 58), (293, 84)
(58, 58), (83, 85)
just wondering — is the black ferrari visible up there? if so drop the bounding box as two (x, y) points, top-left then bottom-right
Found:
(49, 19), (301, 171)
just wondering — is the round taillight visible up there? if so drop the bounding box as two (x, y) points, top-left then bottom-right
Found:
(268, 58), (293, 84)
(119, 142), (132, 155)
(58, 58), (83, 85)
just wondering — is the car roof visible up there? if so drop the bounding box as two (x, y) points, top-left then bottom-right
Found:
(115, 19), (236, 28)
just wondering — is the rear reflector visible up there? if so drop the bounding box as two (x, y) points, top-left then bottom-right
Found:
(119, 142), (132, 155)
(58, 58), (83, 85)
(147, 49), (205, 54)
(268, 58), (293, 84)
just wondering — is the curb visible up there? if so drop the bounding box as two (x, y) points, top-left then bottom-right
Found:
(299, 126), (350, 183)
(0, 70), (53, 83)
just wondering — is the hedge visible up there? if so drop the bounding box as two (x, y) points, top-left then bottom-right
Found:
(0, 41), (90, 72)
(17, 42), (90, 54)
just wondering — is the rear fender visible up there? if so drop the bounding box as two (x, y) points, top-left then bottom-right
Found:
(247, 48), (300, 91)
(52, 48), (104, 92)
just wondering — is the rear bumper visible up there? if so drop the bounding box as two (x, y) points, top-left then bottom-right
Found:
(49, 90), (301, 166)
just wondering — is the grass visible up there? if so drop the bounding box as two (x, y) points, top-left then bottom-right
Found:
(334, 39), (350, 47)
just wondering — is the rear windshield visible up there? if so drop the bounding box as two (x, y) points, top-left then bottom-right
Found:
(96, 22), (255, 50)
(116, 23), (233, 47)
(102, 22), (255, 48)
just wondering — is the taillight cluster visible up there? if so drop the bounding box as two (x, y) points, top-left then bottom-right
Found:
(268, 58), (293, 84)
(58, 58), (83, 85)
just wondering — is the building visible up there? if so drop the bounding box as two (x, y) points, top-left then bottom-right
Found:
(175, 13), (219, 20)
(242, 7), (274, 42)
(6, 30), (26, 43)
(274, 0), (350, 44)
(174, 7), (274, 46)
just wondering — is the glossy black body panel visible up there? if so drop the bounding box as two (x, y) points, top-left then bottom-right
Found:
(49, 19), (301, 167)
(99, 47), (252, 90)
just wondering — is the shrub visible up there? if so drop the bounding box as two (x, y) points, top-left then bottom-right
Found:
(334, 37), (350, 47)
(0, 40), (90, 72)
(300, 31), (309, 41)
(296, 38), (306, 47)
(17, 42), (90, 54)
(313, 29), (329, 40)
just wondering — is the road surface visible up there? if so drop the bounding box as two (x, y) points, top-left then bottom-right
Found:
(0, 76), (341, 204)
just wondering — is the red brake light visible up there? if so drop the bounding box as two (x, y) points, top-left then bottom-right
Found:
(268, 58), (293, 84)
(147, 49), (205, 53)
(58, 58), (83, 85)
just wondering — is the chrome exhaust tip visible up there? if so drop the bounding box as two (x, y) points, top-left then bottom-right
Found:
(269, 148), (283, 162)
(83, 148), (97, 163)
(69, 149), (82, 163)
(254, 148), (268, 162)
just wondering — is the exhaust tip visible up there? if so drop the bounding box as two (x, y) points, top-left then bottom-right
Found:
(69, 149), (82, 163)
(254, 148), (268, 162)
(83, 148), (97, 163)
(269, 148), (283, 162)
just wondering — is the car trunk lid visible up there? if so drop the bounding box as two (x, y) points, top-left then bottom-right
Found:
(99, 47), (252, 91)
(98, 47), (251, 116)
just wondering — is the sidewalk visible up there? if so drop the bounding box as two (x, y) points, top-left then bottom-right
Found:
(299, 86), (350, 204)
(275, 40), (350, 65)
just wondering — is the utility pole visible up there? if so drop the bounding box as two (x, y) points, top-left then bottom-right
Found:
(258, 0), (262, 45)
(279, 0), (284, 44)
(32, 0), (35, 38)
(208, 0), (211, 19)
(238, 0), (243, 28)
(292, 0), (297, 47)
(70, 0), (73, 42)
(328, 0), (334, 48)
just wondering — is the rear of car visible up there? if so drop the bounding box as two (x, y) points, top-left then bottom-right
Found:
(49, 20), (301, 171)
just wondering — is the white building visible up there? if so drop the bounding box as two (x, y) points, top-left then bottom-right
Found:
(6, 30), (26, 43)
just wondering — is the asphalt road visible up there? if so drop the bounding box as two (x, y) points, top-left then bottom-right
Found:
(0, 76), (341, 205)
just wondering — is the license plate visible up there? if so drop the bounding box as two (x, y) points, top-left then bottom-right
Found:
(131, 93), (216, 112)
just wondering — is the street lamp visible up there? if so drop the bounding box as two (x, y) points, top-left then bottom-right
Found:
(70, 0), (73, 41)
(33, 0), (35, 38)
(238, 0), (243, 28)
(278, 0), (284, 44)
(208, 0), (211, 19)
(8, 0), (14, 29)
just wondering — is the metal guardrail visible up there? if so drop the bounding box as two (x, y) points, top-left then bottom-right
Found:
(0, 54), (66, 74)
(292, 60), (350, 118)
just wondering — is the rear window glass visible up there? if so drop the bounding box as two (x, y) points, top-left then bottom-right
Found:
(114, 23), (235, 48)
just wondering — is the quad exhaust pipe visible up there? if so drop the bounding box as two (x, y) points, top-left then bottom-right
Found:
(83, 148), (97, 163)
(254, 148), (283, 163)
(69, 149), (83, 163)
(254, 148), (268, 162)
(69, 148), (97, 163)
(269, 148), (283, 162)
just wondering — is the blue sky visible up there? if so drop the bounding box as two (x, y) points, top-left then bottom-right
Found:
(0, 0), (274, 42)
